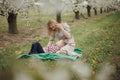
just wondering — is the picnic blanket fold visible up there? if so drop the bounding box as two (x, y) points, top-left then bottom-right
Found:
(17, 48), (82, 61)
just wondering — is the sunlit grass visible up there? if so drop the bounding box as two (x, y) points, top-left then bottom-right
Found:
(71, 11), (120, 70)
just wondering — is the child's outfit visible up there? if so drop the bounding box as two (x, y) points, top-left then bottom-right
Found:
(44, 44), (60, 53)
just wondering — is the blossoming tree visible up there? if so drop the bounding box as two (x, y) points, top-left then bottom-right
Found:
(0, 0), (34, 34)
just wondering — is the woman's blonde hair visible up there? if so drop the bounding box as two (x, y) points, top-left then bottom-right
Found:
(47, 20), (56, 36)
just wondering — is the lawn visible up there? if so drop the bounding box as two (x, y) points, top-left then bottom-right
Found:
(0, 11), (120, 80)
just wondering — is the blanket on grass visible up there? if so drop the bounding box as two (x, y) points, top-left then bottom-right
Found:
(17, 48), (82, 61)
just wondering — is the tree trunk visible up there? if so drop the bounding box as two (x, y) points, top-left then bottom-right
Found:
(100, 7), (103, 14)
(104, 8), (107, 12)
(93, 7), (97, 15)
(56, 12), (61, 23)
(7, 12), (18, 34)
(0, 10), (5, 16)
(107, 7), (110, 13)
(74, 11), (80, 19)
(87, 5), (91, 17)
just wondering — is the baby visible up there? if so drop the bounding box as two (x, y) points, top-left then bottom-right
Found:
(44, 40), (66, 53)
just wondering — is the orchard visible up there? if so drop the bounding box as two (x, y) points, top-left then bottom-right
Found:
(0, 0), (120, 80)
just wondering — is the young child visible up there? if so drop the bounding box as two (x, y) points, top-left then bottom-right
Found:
(44, 40), (66, 53)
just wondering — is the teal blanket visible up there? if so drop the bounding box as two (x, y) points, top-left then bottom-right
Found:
(17, 48), (82, 61)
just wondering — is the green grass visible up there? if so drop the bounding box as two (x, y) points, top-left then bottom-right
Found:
(0, 11), (120, 80)
(72, 11), (120, 64)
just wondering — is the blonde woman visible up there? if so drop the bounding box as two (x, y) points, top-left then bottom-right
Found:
(45, 20), (81, 57)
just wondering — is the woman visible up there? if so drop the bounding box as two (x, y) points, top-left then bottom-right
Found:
(45, 20), (81, 57)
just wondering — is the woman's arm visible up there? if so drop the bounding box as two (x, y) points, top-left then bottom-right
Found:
(47, 40), (53, 46)
(61, 27), (71, 39)
(47, 34), (54, 46)
(57, 23), (71, 39)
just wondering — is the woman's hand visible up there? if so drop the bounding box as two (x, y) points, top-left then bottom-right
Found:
(56, 23), (71, 39)
(47, 40), (53, 46)
(55, 24), (64, 30)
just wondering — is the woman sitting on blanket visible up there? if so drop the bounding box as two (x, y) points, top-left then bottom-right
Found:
(29, 20), (81, 57)
(44, 20), (81, 57)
